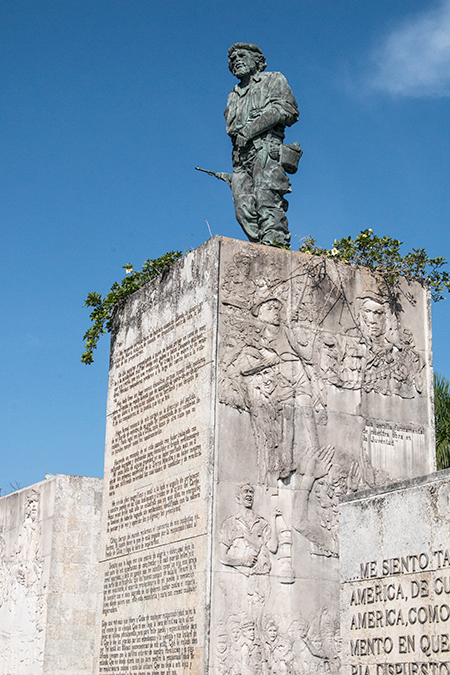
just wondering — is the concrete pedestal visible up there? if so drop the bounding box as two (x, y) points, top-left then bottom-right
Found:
(96, 236), (435, 675)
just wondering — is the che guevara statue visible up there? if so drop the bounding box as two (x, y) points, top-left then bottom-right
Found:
(197, 43), (301, 247)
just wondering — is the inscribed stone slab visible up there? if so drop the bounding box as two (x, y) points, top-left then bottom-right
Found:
(340, 470), (450, 675)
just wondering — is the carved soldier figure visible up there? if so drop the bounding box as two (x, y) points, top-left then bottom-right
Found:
(219, 483), (281, 626)
(219, 483), (278, 576)
(240, 620), (268, 675)
(225, 43), (300, 247)
(264, 619), (294, 675)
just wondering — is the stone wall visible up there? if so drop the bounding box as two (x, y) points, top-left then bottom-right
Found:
(340, 470), (450, 675)
(0, 474), (102, 675)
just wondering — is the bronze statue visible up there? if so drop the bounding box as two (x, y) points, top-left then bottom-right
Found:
(197, 43), (301, 247)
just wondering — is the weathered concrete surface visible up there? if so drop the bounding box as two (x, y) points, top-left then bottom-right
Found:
(96, 235), (435, 675)
(0, 474), (102, 675)
(340, 470), (450, 675)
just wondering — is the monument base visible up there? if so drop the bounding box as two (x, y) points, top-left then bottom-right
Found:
(96, 236), (435, 674)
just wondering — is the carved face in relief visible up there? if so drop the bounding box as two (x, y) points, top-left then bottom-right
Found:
(234, 251), (253, 277)
(216, 632), (229, 654)
(26, 495), (39, 521)
(236, 483), (255, 509)
(242, 622), (256, 642)
(253, 366), (277, 397)
(359, 298), (386, 340)
(256, 299), (282, 326)
(229, 622), (241, 643)
(266, 621), (278, 642)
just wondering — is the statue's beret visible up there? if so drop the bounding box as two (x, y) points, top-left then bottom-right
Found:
(228, 43), (263, 57)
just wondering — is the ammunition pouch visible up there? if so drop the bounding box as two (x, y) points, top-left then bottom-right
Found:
(280, 142), (303, 174)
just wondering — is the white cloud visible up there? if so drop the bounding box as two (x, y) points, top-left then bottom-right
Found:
(369, 0), (450, 97)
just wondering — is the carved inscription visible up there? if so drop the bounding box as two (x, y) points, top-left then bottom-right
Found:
(112, 365), (205, 427)
(363, 423), (426, 475)
(108, 427), (201, 496)
(343, 550), (450, 675)
(99, 609), (197, 674)
(100, 287), (213, 675)
(105, 515), (200, 558)
(114, 327), (207, 397)
(107, 473), (201, 534)
(102, 542), (198, 615)
(113, 303), (204, 369)
(111, 396), (200, 456)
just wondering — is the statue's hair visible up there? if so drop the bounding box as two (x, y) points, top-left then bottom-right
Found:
(228, 43), (267, 74)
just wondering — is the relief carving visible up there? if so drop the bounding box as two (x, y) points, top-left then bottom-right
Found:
(338, 292), (425, 397)
(215, 482), (342, 674)
(0, 490), (46, 673)
(219, 483), (282, 628)
(288, 607), (341, 675)
(211, 245), (431, 675)
(220, 290), (324, 487)
(214, 248), (427, 673)
(214, 610), (340, 675)
(220, 255), (424, 409)
(219, 253), (424, 491)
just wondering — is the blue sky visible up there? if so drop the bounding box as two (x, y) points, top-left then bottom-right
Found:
(1, 0), (450, 493)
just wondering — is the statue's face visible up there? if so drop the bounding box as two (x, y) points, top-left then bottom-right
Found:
(217, 634), (228, 653)
(27, 499), (38, 520)
(253, 367), (277, 397)
(230, 625), (241, 642)
(229, 48), (259, 79)
(235, 253), (252, 277)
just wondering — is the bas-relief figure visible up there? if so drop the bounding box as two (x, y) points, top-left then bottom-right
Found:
(0, 490), (46, 673)
(213, 247), (427, 674)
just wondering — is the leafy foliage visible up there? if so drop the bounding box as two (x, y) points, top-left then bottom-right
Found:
(81, 251), (183, 364)
(299, 229), (450, 302)
(435, 373), (450, 471)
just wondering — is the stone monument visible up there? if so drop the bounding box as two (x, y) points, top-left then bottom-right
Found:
(95, 236), (435, 675)
(197, 43), (301, 248)
(0, 474), (102, 675)
(340, 469), (450, 675)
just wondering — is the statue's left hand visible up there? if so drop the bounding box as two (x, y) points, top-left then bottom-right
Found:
(236, 132), (249, 147)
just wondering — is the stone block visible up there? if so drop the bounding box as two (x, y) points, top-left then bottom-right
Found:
(340, 470), (450, 675)
(0, 474), (102, 675)
(95, 236), (435, 675)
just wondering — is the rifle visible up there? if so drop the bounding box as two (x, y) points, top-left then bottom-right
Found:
(195, 166), (232, 188)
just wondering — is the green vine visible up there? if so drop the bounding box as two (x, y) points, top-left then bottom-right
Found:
(299, 229), (450, 302)
(81, 251), (183, 364)
(82, 231), (450, 364)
